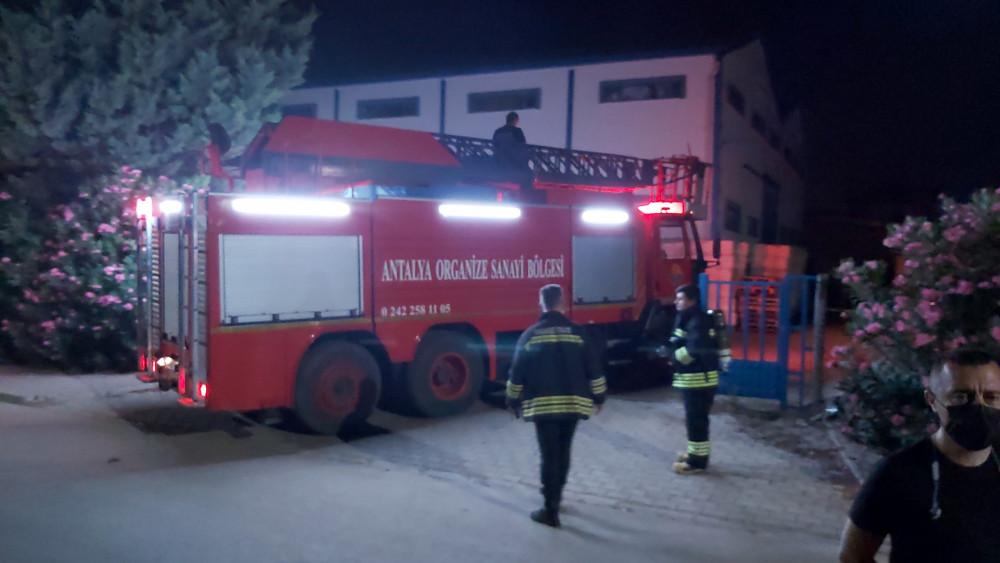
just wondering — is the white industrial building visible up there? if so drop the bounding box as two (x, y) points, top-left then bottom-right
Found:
(279, 39), (806, 277)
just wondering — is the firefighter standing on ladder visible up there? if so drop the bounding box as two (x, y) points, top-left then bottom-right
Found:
(669, 284), (720, 475)
(507, 284), (607, 527)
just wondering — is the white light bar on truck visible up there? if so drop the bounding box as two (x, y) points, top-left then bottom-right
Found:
(160, 200), (183, 215)
(231, 197), (350, 218)
(438, 203), (521, 220)
(581, 208), (630, 225)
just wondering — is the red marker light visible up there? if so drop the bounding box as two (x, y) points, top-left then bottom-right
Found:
(198, 383), (208, 399)
(178, 367), (186, 395)
(638, 201), (685, 215)
(136, 197), (153, 219)
(138, 355), (147, 372)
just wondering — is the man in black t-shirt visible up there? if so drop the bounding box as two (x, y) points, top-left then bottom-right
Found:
(839, 348), (1000, 562)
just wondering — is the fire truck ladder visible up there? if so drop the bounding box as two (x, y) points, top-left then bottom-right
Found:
(432, 133), (704, 200)
(177, 193), (209, 399)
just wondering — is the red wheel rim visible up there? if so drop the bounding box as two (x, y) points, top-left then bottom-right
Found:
(428, 353), (470, 401)
(316, 363), (364, 417)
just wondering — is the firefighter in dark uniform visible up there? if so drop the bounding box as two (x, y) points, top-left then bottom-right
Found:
(507, 284), (607, 527)
(669, 284), (720, 475)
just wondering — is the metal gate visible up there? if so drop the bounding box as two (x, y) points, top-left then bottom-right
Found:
(699, 273), (827, 408)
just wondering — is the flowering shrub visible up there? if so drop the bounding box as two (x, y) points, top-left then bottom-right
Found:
(0, 169), (180, 371)
(832, 187), (1000, 453)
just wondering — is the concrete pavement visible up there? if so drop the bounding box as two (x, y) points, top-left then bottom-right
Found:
(0, 371), (854, 562)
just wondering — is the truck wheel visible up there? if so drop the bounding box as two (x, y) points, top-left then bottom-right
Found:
(405, 331), (484, 417)
(294, 341), (382, 435)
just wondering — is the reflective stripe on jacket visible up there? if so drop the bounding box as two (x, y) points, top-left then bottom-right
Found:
(671, 308), (720, 390)
(506, 311), (607, 421)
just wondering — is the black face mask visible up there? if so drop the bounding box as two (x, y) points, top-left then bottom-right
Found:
(944, 403), (1000, 451)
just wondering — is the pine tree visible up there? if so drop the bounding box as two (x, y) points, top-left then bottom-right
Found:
(0, 0), (315, 369)
(0, 0), (316, 204)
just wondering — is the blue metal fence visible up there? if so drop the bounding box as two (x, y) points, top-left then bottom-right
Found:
(699, 273), (821, 408)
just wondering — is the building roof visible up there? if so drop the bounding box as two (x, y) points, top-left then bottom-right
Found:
(301, 38), (758, 89)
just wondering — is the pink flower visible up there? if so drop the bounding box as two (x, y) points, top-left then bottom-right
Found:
(891, 414), (905, 426)
(1, 257), (9, 264)
(114, 273), (126, 282)
(991, 326), (1000, 342)
(943, 225), (965, 243)
(0, 191), (12, 201)
(895, 320), (907, 332)
(904, 242), (924, 253)
(921, 221), (933, 233)
(85, 292), (95, 299)
(864, 260), (879, 269)
(952, 280), (975, 295)
(883, 235), (903, 248)
(915, 333), (936, 347)
(917, 300), (942, 327)
(123, 303), (134, 311)
(40, 320), (57, 332)
(22, 289), (39, 303)
(97, 223), (115, 234)
(893, 275), (906, 287)
(61, 208), (74, 222)
(948, 336), (969, 349)
(979, 281), (992, 289)
(854, 330), (866, 338)
(103, 266), (115, 276)
(920, 288), (940, 300)
(865, 322), (882, 334)
(837, 262), (854, 274)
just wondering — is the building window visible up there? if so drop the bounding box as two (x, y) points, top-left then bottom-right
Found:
(751, 112), (766, 135)
(356, 96), (420, 120)
(282, 104), (317, 118)
(599, 75), (686, 103)
(468, 88), (541, 113)
(726, 84), (745, 115)
(746, 216), (759, 238)
(724, 200), (742, 233)
(768, 130), (782, 150)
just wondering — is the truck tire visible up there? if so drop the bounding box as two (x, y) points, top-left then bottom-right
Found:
(294, 341), (382, 435)
(404, 331), (484, 418)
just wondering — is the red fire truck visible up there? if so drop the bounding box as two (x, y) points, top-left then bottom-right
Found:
(135, 116), (711, 434)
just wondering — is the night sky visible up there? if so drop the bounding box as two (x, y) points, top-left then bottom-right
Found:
(296, 0), (1000, 211)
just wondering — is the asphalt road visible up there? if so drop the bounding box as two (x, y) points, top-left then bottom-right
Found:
(0, 372), (844, 563)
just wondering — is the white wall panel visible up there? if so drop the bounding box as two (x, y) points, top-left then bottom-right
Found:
(443, 68), (569, 148)
(336, 79), (441, 132)
(571, 55), (717, 160)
